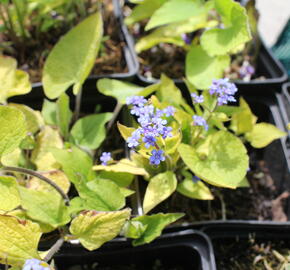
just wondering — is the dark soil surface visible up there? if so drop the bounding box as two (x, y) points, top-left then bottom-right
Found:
(214, 238), (290, 270)
(0, 0), (128, 83)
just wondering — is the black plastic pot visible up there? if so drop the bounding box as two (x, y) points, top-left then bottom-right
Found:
(278, 83), (290, 120)
(50, 230), (216, 270)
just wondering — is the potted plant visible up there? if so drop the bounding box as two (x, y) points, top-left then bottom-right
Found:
(120, 0), (287, 93)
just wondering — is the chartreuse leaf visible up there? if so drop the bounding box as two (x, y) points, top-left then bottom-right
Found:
(123, 220), (148, 239)
(69, 208), (131, 251)
(51, 146), (96, 185)
(0, 106), (27, 157)
(143, 172), (177, 214)
(19, 186), (71, 228)
(70, 113), (113, 150)
(31, 126), (63, 170)
(117, 122), (135, 141)
(43, 12), (103, 99)
(42, 99), (57, 125)
(98, 171), (135, 187)
(230, 97), (257, 135)
(97, 79), (158, 104)
(186, 46), (230, 89)
(177, 178), (213, 200)
(245, 123), (286, 148)
(0, 215), (41, 266)
(130, 213), (184, 246)
(145, 0), (204, 30)
(200, 0), (251, 56)
(9, 104), (43, 134)
(28, 170), (71, 194)
(0, 55), (31, 103)
(125, 0), (167, 25)
(0, 176), (21, 211)
(178, 131), (248, 188)
(1, 148), (21, 167)
(56, 93), (72, 139)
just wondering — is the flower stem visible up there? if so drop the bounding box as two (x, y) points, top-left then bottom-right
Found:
(44, 238), (64, 262)
(1, 166), (70, 205)
(107, 101), (123, 131)
(73, 87), (82, 122)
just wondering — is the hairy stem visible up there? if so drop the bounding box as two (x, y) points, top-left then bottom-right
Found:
(44, 238), (64, 262)
(1, 166), (70, 205)
(107, 101), (123, 131)
(73, 87), (82, 122)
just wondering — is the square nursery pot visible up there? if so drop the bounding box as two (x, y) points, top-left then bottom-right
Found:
(45, 230), (216, 270)
(200, 221), (290, 270)
(277, 82), (290, 121)
(116, 1), (288, 96)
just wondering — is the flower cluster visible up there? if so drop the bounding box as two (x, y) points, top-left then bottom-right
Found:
(209, 78), (237, 106)
(191, 93), (204, 104)
(239, 61), (255, 80)
(23, 259), (51, 270)
(100, 152), (111, 166)
(126, 96), (175, 165)
(193, 115), (208, 130)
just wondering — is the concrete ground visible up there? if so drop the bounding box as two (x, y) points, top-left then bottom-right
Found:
(256, 0), (290, 46)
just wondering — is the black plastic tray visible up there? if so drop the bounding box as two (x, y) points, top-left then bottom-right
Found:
(50, 230), (216, 270)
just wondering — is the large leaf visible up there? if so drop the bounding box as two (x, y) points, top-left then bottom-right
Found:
(178, 131), (249, 188)
(19, 186), (71, 228)
(70, 113), (113, 150)
(145, 0), (204, 30)
(0, 215), (41, 266)
(125, 0), (168, 25)
(200, 0), (251, 56)
(0, 106), (27, 157)
(186, 46), (230, 89)
(42, 99), (57, 125)
(0, 55), (31, 103)
(131, 213), (184, 246)
(97, 79), (158, 104)
(0, 176), (21, 211)
(56, 93), (72, 139)
(177, 177), (213, 200)
(245, 123), (286, 148)
(69, 208), (131, 251)
(143, 171), (177, 214)
(31, 126), (63, 170)
(43, 12), (103, 99)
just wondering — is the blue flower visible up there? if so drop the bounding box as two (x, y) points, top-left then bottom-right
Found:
(100, 152), (112, 166)
(191, 93), (204, 104)
(181, 33), (191, 45)
(209, 78), (237, 106)
(192, 175), (201, 183)
(127, 129), (142, 148)
(23, 259), (51, 270)
(163, 106), (176, 117)
(143, 135), (156, 148)
(126, 96), (147, 107)
(193, 115), (208, 130)
(149, 149), (165, 165)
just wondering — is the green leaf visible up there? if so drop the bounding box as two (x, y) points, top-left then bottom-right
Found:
(69, 208), (131, 251)
(0, 106), (27, 157)
(51, 146), (96, 185)
(97, 79), (158, 104)
(186, 46), (230, 89)
(178, 131), (249, 188)
(245, 123), (286, 148)
(31, 126), (63, 170)
(122, 220), (147, 239)
(0, 55), (31, 103)
(177, 177), (213, 200)
(125, 0), (168, 25)
(0, 176), (20, 211)
(19, 186), (71, 228)
(42, 99), (57, 125)
(230, 97), (257, 135)
(9, 103), (43, 134)
(143, 171), (177, 214)
(117, 122), (135, 141)
(131, 213), (184, 246)
(0, 215), (41, 266)
(43, 12), (103, 99)
(145, 0), (204, 30)
(200, 0), (251, 56)
(56, 93), (72, 139)
(98, 171), (135, 187)
(70, 113), (113, 150)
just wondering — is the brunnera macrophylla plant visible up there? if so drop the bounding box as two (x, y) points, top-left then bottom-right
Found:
(125, 0), (256, 87)
(94, 75), (286, 221)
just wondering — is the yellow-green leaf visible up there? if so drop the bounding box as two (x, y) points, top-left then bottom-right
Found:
(69, 208), (131, 251)
(0, 55), (31, 103)
(245, 123), (286, 148)
(0, 215), (41, 266)
(0, 106), (27, 157)
(117, 122), (135, 141)
(0, 176), (21, 211)
(143, 171), (177, 214)
(43, 12), (103, 99)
